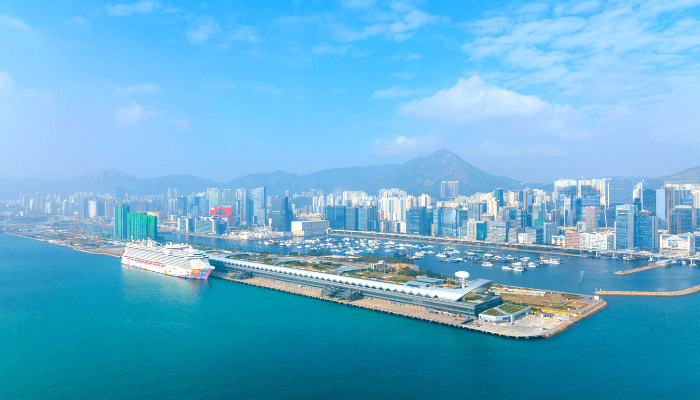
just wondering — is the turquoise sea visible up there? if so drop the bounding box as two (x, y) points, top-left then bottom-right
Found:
(1, 233), (699, 399)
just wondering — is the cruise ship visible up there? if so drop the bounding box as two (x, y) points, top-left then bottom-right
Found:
(121, 241), (214, 280)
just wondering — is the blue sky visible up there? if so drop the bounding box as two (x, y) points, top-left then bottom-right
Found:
(1, 0), (699, 183)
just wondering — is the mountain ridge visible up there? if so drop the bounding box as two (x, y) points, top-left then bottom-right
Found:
(7, 149), (693, 199)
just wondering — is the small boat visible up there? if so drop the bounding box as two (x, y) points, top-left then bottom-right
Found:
(513, 266), (525, 272)
(502, 264), (512, 271)
(528, 262), (537, 268)
(436, 253), (447, 258)
(482, 261), (493, 267)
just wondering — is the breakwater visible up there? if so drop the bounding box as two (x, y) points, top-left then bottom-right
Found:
(614, 264), (667, 275)
(596, 285), (700, 297)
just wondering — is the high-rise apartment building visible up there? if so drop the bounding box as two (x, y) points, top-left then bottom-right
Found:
(126, 212), (158, 241)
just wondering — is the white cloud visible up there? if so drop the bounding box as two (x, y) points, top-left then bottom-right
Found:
(229, 26), (262, 43)
(187, 16), (221, 44)
(0, 72), (13, 91)
(462, 17), (510, 35)
(374, 135), (439, 156)
(114, 83), (160, 95)
(116, 102), (154, 124)
(516, 3), (549, 14)
(278, 3), (445, 43)
(65, 16), (90, 29)
(106, 1), (161, 16)
(390, 51), (422, 61)
(202, 80), (236, 90)
(393, 71), (417, 80)
(253, 84), (281, 94)
(0, 14), (30, 32)
(171, 118), (190, 129)
(399, 76), (550, 123)
(460, 0), (700, 148)
(341, 0), (375, 8)
(373, 85), (427, 98)
(388, 9), (441, 41)
(312, 44), (350, 54)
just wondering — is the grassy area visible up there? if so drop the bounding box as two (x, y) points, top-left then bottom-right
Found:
(500, 304), (527, 314)
(483, 309), (503, 316)
(561, 293), (582, 300)
(354, 254), (413, 264)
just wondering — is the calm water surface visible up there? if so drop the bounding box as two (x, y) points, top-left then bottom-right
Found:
(1, 233), (698, 399)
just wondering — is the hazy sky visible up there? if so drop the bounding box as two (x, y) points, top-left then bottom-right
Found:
(1, 0), (699, 183)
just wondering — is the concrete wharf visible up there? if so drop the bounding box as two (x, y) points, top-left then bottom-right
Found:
(210, 270), (604, 339)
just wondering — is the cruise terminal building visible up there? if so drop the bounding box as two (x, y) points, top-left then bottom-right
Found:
(209, 255), (502, 318)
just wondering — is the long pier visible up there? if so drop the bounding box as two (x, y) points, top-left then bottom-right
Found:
(595, 285), (700, 297)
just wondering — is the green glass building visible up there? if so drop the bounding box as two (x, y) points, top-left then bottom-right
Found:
(126, 212), (158, 241)
(114, 204), (130, 240)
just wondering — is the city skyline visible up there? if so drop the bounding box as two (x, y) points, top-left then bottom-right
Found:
(2, 1), (700, 182)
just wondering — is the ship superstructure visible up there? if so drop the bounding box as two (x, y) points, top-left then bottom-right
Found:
(121, 241), (214, 280)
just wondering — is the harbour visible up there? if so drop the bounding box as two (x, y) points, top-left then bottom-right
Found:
(1, 230), (699, 400)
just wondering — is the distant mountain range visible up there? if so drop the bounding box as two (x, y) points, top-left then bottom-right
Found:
(661, 165), (700, 184)
(2, 149), (697, 200)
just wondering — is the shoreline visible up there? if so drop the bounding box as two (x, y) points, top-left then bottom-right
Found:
(6, 232), (123, 258)
(209, 270), (607, 340)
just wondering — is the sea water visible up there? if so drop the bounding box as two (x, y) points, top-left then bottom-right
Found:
(1, 233), (698, 399)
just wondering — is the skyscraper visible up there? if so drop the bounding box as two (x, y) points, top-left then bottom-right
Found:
(583, 206), (598, 232)
(634, 211), (659, 252)
(615, 207), (635, 250)
(114, 204), (129, 240)
(605, 177), (634, 207)
(126, 212), (158, 241)
(670, 205), (696, 234)
(251, 187), (267, 226)
(270, 196), (292, 231)
(440, 181), (459, 199)
(207, 188), (221, 207)
(493, 188), (504, 207)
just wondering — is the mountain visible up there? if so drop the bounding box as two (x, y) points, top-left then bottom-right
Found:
(225, 149), (531, 196)
(0, 149), (540, 199)
(661, 165), (700, 184)
(0, 170), (219, 199)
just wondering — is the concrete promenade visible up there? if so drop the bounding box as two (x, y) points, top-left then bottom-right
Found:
(596, 285), (700, 297)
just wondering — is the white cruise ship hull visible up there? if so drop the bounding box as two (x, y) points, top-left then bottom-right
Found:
(122, 256), (212, 279)
(121, 243), (214, 280)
